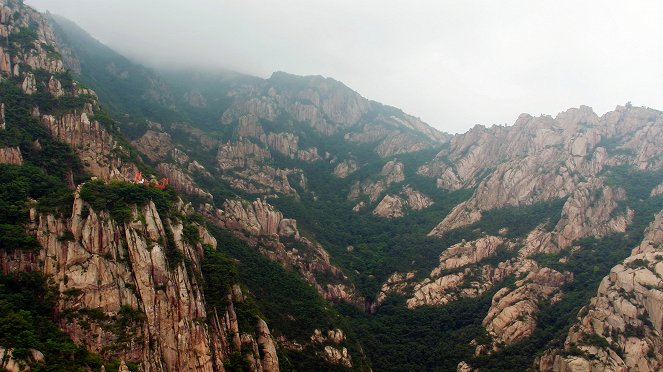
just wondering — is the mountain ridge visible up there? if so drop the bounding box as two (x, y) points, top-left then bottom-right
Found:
(2, 1), (663, 370)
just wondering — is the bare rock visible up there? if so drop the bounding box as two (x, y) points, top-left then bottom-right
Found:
(156, 163), (212, 200)
(349, 160), (405, 202)
(543, 210), (663, 371)
(21, 71), (37, 94)
(373, 194), (405, 218)
(402, 185), (434, 210)
(0, 146), (23, 165)
(481, 267), (573, 351)
(333, 159), (360, 178)
(0, 102), (5, 130)
(201, 198), (362, 306)
(132, 130), (174, 162)
(47, 75), (64, 97)
(41, 112), (139, 181)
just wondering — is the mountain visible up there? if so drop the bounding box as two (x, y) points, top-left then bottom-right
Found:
(2, 0), (663, 370)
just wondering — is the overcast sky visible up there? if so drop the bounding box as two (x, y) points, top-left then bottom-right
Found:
(25, 0), (663, 133)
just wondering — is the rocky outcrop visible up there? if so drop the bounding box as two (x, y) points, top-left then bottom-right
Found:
(220, 71), (446, 157)
(216, 139), (298, 195)
(322, 346), (352, 368)
(309, 328), (353, 367)
(426, 105), (663, 237)
(554, 178), (632, 249)
(156, 163), (212, 200)
(432, 236), (506, 274)
(132, 129), (174, 162)
(349, 160), (405, 202)
(41, 112), (139, 181)
(403, 185), (434, 210)
(0, 47), (10, 76)
(0, 347), (44, 372)
(372, 186), (434, 218)
(47, 75), (64, 97)
(0, 146), (23, 165)
(21, 72), (37, 94)
(200, 199), (362, 306)
(407, 238), (526, 308)
(373, 272), (416, 311)
(0, 102), (5, 130)
(373, 194), (405, 218)
(651, 182), (663, 197)
(217, 139), (271, 170)
(2, 189), (208, 370)
(333, 159), (359, 178)
(542, 211), (663, 371)
(481, 267), (572, 352)
(0, 186), (280, 371)
(261, 132), (320, 162)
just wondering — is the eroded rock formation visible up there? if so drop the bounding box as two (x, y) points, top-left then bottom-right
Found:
(541, 211), (663, 371)
(200, 198), (362, 306)
(0, 187), (279, 371)
(0, 146), (23, 165)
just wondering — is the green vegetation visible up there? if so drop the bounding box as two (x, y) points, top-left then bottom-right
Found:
(338, 293), (496, 371)
(0, 272), (108, 371)
(0, 164), (74, 252)
(207, 225), (365, 370)
(0, 80), (87, 182)
(79, 180), (176, 223)
(200, 244), (238, 310)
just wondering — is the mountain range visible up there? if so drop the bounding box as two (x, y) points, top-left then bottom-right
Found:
(1, 0), (663, 370)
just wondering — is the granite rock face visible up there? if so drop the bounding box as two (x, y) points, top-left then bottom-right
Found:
(0, 146), (23, 165)
(540, 211), (663, 372)
(200, 198), (362, 306)
(372, 185), (434, 218)
(426, 105), (663, 237)
(0, 187), (279, 371)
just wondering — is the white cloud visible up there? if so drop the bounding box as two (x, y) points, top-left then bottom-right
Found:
(26, 0), (663, 133)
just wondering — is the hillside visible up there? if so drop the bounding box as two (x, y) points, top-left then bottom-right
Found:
(2, 0), (663, 370)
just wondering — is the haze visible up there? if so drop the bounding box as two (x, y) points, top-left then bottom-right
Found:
(26, 0), (663, 134)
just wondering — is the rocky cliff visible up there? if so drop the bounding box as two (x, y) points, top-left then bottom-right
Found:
(0, 186), (279, 371)
(427, 105), (663, 237)
(540, 210), (663, 371)
(200, 198), (362, 306)
(220, 71), (448, 158)
(0, 146), (22, 165)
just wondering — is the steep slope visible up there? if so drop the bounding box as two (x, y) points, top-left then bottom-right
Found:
(1, 2), (350, 370)
(539, 211), (663, 371)
(15, 4), (663, 371)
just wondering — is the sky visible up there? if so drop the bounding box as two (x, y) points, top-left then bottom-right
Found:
(25, 0), (663, 134)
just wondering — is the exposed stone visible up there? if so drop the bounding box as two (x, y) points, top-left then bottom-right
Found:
(543, 210), (663, 371)
(481, 267), (573, 351)
(322, 346), (352, 368)
(402, 185), (434, 211)
(256, 319), (279, 372)
(47, 75), (64, 97)
(132, 130), (174, 162)
(41, 112), (139, 181)
(0, 102), (5, 130)
(432, 236), (507, 274)
(156, 163), (212, 200)
(21, 71), (37, 94)
(333, 159), (360, 178)
(0, 146), (23, 165)
(200, 198), (362, 306)
(349, 160), (405, 202)
(217, 139), (271, 170)
(373, 194), (405, 218)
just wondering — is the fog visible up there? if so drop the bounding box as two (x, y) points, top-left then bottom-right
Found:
(26, 0), (663, 133)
